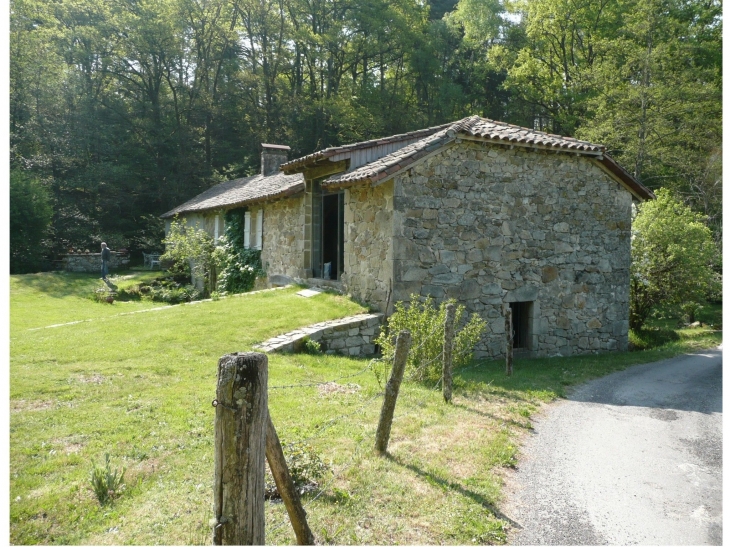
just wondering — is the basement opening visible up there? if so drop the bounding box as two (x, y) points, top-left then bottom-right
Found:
(509, 301), (533, 350)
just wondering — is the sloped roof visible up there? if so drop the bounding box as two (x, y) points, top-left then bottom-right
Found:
(280, 121), (455, 172)
(320, 116), (654, 201)
(161, 171), (304, 218)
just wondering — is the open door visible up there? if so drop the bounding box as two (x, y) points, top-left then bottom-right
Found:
(312, 181), (344, 280)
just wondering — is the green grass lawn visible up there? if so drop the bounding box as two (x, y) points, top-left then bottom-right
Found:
(9, 272), (722, 545)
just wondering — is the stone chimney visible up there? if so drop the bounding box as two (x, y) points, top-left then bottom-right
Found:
(261, 143), (290, 176)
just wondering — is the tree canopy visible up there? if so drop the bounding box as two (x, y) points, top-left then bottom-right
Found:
(630, 189), (719, 330)
(10, 0), (722, 268)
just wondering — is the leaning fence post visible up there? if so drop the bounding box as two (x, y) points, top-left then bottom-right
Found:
(442, 303), (456, 403)
(375, 330), (412, 454)
(265, 414), (315, 545)
(213, 352), (268, 545)
(505, 306), (513, 376)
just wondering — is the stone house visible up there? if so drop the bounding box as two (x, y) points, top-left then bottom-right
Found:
(162, 116), (653, 359)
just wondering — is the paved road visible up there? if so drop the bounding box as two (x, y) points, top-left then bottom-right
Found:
(505, 348), (722, 545)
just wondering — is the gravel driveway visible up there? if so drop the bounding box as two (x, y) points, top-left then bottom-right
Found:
(505, 347), (722, 545)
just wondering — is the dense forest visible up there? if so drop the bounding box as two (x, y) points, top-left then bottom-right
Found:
(10, 0), (722, 272)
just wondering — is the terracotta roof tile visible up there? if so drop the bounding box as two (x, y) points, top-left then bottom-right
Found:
(319, 115), (653, 200)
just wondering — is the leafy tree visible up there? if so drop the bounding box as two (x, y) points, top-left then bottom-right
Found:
(576, 0), (722, 241)
(9, 169), (54, 273)
(160, 218), (216, 295)
(629, 189), (719, 330)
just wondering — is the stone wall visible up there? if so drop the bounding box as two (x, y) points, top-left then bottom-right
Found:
(253, 313), (383, 357)
(63, 252), (130, 273)
(261, 196), (306, 281)
(391, 140), (633, 359)
(341, 181), (394, 313)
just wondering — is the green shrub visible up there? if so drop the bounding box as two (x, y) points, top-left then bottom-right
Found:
(374, 295), (486, 383)
(214, 209), (266, 294)
(214, 238), (262, 294)
(90, 454), (126, 505)
(265, 441), (330, 498)
(301, 336), (322, 355)
(115, 277), (203, 304)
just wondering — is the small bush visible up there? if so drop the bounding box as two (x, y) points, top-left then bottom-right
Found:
(90, 454), (126, 505)
(265, 441), (330, 499)
(374, 295), (486, 383)
(120, 277), (202, 304)
(301, 337), (322, 355)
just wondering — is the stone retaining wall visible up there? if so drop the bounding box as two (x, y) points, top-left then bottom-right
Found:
(63, 252), (130, 273)
(253, 313), (383, 357)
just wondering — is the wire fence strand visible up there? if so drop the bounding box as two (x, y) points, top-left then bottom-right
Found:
(269, 358), (382, 390)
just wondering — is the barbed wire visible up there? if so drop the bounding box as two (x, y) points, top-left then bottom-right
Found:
(265, 330), (515, 538)
(266, 401), (380, 535)
(294, 391), (383, 445)
(269, 358), (383, 390)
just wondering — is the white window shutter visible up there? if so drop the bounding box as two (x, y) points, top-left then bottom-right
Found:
(244, 211), (251, 249)
(255, 210), (264, 250)
(214, 215), (219, 243)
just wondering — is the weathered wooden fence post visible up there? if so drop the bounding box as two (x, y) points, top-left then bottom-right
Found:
(213, 352), (268, 545)
(505, 306), (513, 376)
(375, 330), (412, 454)
(265, 415), (315, 545)
(442, 303), (456, 403)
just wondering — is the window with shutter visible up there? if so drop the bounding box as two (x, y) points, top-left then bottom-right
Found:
(255, 209), (263, 250)
(244, 211), (251, 248)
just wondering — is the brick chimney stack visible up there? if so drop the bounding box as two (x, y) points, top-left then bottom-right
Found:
(261, 143), (290, 176)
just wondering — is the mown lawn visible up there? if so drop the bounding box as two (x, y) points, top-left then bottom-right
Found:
(9, 272), (722, 545)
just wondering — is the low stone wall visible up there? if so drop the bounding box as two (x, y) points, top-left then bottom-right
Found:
(62, 252), (130, 273)
(253, 313), (383, 357)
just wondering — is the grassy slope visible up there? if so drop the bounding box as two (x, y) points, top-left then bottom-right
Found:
(10, 273), (722, 545)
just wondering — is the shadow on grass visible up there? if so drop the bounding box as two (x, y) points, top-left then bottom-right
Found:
(11, 272), (100, 299)
(103, 279), (118, 290)
(629, 327), (680, 351)
(451, 402), (533, 430)
(383, 452), (522, 530)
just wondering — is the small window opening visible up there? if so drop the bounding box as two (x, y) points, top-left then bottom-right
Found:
(510, 301), (532, 350)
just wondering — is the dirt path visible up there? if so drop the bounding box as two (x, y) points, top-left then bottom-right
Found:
(504, 348), (723, 545)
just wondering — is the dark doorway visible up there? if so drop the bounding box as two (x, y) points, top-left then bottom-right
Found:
(318, 192), (344, 280)
(509, 301), (532, 349)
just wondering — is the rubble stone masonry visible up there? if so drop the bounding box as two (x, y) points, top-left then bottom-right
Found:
(389, 141), (632, 359)
(341, 181), (394, 313)
(261, 197), (306, 280)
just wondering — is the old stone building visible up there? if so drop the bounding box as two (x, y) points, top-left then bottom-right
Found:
(162, 116), (653, 359)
